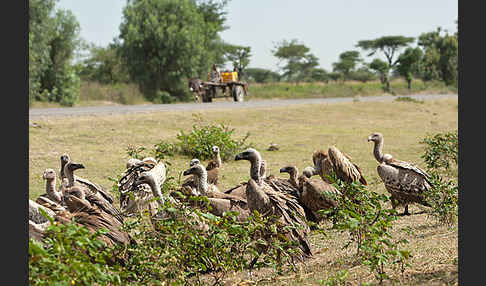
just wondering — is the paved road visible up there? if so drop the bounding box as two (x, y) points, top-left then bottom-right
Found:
(29, 93), (458, 119)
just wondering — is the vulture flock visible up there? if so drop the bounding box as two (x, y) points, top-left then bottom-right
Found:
(29, 132), (434, 268)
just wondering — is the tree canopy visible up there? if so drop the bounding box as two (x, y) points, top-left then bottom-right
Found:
(118, 0), (231, 101)
(272, 39), (319, 83)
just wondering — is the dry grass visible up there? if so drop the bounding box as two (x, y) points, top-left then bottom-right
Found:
(28, 97), (458, 285)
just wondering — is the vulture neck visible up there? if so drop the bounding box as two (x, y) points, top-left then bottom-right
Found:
(45, 177), (57, 198)
(373, 138), (385, 163)
(289, 170), (299, 187)
(214, 152), (222, 168)
(250, 156), (263, 184)
(196, 168), (209, 195)
(64, 166), (76, 187)
(146, 176), (165, 205)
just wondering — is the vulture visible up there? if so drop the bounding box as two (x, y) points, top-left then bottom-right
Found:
(311, 147), (368, 186)
(368, 132), (432, 215)
(132, 164), (210, 232)
(280, 165), (341, 223)
(60, 153), (115, 204)
(37, 168), (64, 205)
(29, 199), (56, 224)
(118, 157), (160, 217)
(62, 160), (124, 223)
(182, 146), (222, 192)
(182, 163), (249, 222)
(234, 148), (312, 269)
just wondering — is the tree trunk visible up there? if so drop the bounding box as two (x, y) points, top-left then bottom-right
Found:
(407, 79), (411, 90)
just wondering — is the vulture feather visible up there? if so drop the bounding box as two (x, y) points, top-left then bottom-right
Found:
(312, 147), (367, 185)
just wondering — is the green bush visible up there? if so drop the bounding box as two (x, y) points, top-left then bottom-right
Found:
(29, 219), (122, 286)
(420, 130), (458, 172)
(152, 90), (175, 104)
(322, 173), (411, 284)
(420, 130), (458, 225)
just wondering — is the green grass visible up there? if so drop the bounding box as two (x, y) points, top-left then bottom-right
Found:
(29, 97), (458, 285)
(248, 79), (456, 100)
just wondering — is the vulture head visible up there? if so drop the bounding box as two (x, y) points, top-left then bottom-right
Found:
(64, 161), (85, 173)
(212, 145), (220, 155)
(42, 168), (57, 180)
(367, 132), (383, 143)
(183, 163), (205, 177)
(234, 148), (260, 162)
(302, 166), (316, 178)
(60, 153), (70, 165)
(280, 165), (298, 177)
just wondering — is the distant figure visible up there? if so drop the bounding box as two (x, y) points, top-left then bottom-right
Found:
(209, 64), (221, 83)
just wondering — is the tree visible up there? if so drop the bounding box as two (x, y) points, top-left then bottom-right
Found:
(394, 47), (423, 90)
(349, 66), (377, 83)
(418, 27), (458, 87)
(79, 42), (130, 84)
(369, 59), (390, 91)
(29, 0), (57, 103)
(224, 44), (251, 79)
(40, 9), (82, 106)
(356, 36), (414, 92)
(309, 68), (329, 83)
(272, 39), (319, 84)
(332, 50), (362, 80)
(245, 68), (280, 83)
(119, 0), (230, 101)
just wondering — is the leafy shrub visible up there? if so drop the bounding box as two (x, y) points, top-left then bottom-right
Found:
(420, 130), (458, 172)
(29, 219), (122, 286)
(322, 173), (411, 284)
(420, 130), (458, 225)
(125, 144), (148, 160)
(153, 140), (178, 161)
(394, 96), (424, 104)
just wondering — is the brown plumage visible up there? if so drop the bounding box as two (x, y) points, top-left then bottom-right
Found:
(368, 132), (432, 215)
(297, 174), (341, 222)
(235, 148), (312, 268)
(39, 168), (63, 204)
(58, 194), (132, 247)
(29, 199), (56, 224)
(60, 153), (115, 204)
(62, 160), (124, 223)
(312, 147), (368, 185)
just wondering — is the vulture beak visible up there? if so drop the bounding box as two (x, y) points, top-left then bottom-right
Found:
(183, 168), (192, 176)
(279, 167), (287, 173)
(234, 153), (244, 161)
(367, 136), (373, 142)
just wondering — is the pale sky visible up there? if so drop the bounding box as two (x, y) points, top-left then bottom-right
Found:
(57, 0), (457, 72)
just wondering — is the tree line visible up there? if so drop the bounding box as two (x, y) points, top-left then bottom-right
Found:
(29, 0), (457, 106)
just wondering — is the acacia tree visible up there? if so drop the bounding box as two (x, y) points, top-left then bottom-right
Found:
(272, 39), (319, 84)
(394, 47), (423, 90)
(332, 50), (362, 81)
(356, 36), (414, 92)
(119, 0), (230, 101)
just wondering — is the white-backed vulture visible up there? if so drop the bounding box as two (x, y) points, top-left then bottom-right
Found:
(60, 153), (115, 204)
(29, 220), (50, 242)
(312, 147), (368, 186)
(235, 148), (312, 269)
(182, 163), (249, 222)
(62, 160), (124, 223)
(368, 132), (432, 215)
